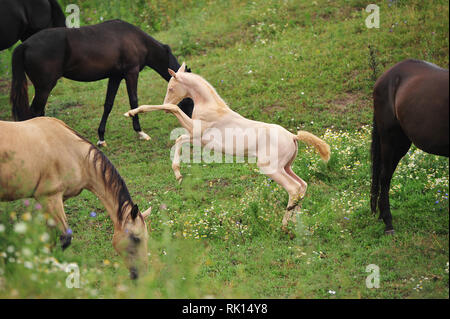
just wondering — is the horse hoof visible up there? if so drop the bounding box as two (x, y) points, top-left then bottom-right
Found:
(97, 140), (107, 147)
(281, 226), (296, 240)
(176, 176), (183, 184)
(124, 112), (131, 117)
(60, 234), (72, 250)
(384, 229), (395, 236)
(137, 131), (151, 141)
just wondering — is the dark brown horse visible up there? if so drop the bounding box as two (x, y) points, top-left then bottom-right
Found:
(370, 59), (449, 234)
(0, 0), (66, 50)
(10, 19), (194, 146)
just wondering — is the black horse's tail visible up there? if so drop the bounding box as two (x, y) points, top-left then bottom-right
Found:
(370, 113), (381, 214)
(10, 44), (31, 121)
(48, 0), (66, 27)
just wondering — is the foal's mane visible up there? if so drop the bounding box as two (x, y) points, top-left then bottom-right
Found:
(182, 72), (229, 109)
(58, 120), (133, 222)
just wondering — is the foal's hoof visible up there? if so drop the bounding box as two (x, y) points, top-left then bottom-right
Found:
(176, 176), (183, 184)
(281, 226), (296, 240)
(384, 229), (395, 236)
(97, 140), (107, 147)
(60, 234), (72, 250)
(137, 131), (151, 141)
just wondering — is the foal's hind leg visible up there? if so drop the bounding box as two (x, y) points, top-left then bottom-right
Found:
(125, 70), (150, 141)
(172, 134), (192, 183)
(97, 76), (121, 147)
(284, 144), (307, 201)
(39, 193), (72, 250)
(378, 129), (411, 234)
(260, 164), (302, 230)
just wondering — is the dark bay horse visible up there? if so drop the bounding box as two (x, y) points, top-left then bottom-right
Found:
(370, 59), (449, 234)
(0, 0), (66, 50)
(10, 19), (194, 146)
(0, 117), (152, 279)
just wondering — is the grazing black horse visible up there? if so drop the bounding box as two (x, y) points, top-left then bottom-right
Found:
(370, 59), (449, 235)
(10, 19), (194, 146)
(0, 0), (66, 50)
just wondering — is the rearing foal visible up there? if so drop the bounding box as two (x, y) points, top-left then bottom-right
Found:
(10, 19), (194, 146)
(125, 63), (330, 230)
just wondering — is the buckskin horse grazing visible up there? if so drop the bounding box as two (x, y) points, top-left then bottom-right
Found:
(0, 0), (66, 50)
(370, 59), (449, 235)
(0, 117), (152, 279)
(125, 63), (330, 233)
(10, 19), (194, 146)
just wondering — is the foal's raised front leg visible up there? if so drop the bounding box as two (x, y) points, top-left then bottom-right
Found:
(124, 104), (194, 135)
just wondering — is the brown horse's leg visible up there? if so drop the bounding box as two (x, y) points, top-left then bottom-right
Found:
(125, 70), (150, 140)
(29, 84), (56, 117)
(97, 76), (121, 146)
(378, 130), (411, 234)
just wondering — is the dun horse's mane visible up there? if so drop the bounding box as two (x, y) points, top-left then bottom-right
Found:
(57, 119), (133, 222)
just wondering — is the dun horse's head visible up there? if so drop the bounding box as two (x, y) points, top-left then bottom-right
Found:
(112, 204), (151, 280)
(164, 62), (190, 105)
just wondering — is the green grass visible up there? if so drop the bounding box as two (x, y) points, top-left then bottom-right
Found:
(0, 0), (448, 298)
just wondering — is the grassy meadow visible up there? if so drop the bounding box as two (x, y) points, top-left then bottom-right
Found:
(0, 0), (448, 298)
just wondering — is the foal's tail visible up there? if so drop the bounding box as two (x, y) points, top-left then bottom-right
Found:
(295, 131), (331, 162)
(10, 44), (31, 121)
(370, 114), (381, 214)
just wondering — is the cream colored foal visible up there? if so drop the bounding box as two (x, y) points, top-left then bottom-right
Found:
(125, 63), (330, 230)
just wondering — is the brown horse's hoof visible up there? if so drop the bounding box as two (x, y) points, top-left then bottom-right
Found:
(384, 229), (395, 235)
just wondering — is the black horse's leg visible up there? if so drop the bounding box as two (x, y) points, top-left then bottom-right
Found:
(378, 130), (411, 234)
(29, 84), (56, 117)
(125, 70), (150, 140)
(97, 76), (121, 146)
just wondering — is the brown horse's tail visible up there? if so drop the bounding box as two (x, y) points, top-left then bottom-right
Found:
(295, 131), (331, 162)
(10, 44), (31, 121)
(48, 0), (67, 27)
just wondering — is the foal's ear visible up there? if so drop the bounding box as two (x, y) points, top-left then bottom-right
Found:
(168, 68), (177, 79)
(178, 62), (186, 73)
(131, 204), (139, 220)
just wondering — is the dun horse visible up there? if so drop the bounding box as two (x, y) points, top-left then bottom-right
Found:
(0, 0), (66, 50)
(0, 117), (151, 279)
(371, 59), (449, 234)
(10, 19), (194, 146)
(125, 63), (330, 232)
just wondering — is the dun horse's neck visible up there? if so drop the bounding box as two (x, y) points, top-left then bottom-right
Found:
(86, 150), (132, 228)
